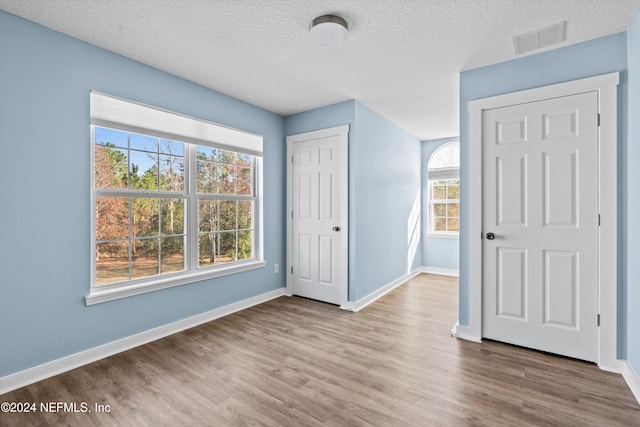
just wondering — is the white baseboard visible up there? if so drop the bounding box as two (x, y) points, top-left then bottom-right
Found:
(340, 267), (460, 313)
(419, 266), (459, 277)
(598, 358), (624, 374)
(623, 361), (640, 406)
(0, 287), (286, 396)
(451, 321), (482, 343)
(340, 269), (423, 312)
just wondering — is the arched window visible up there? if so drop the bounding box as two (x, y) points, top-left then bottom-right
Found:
(427, 141), (459, 235)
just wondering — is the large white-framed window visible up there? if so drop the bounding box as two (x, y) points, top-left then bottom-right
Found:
(87, 92), (264, 305)
(427, 141), (460, 236)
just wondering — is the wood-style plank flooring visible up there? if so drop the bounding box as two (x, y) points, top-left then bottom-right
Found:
(1, 274), (639, 426)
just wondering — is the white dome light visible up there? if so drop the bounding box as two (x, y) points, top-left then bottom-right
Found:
(310, 15), (348, 46)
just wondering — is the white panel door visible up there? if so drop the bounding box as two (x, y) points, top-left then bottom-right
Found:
(288, 128), (347, 305)
(482, 91), (599, 362)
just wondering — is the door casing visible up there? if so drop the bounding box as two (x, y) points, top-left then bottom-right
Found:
(462, 72), (620, 372)
(286, 125), (349, 307)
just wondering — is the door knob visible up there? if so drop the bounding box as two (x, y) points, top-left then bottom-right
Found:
(332, 226), (341, 232)
(486, 232), (495, 240)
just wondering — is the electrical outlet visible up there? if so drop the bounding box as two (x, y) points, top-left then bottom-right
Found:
(274, 264), (279, 274)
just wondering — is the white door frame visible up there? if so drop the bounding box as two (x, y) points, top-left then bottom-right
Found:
(286, 125), (349, 306)
(462, 72), (621, 372)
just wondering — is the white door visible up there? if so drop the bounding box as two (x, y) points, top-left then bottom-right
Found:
(287, 126), (348, 305)
(482, 91), (599, 362)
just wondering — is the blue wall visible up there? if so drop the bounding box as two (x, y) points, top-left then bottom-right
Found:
(0, 11), (286, 377)
(285, 102), (422, 301)
(422, 138), (460, 271)
(626, 12), (640, 375)
(352, 102), (423, 300)
(459, 33), (628, 351)
(284, 101), (356, 137)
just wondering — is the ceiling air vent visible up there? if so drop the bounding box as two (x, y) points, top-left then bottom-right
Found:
(513, 21), (567, 55)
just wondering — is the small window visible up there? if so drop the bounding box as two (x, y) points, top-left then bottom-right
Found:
(88, 92), (264, 304)
(429, 179), (460, 233)
(427, 141), (460, 236)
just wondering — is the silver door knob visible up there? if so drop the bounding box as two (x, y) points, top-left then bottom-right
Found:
(332, 226), (341, 232)
(486, 232), (495, 240)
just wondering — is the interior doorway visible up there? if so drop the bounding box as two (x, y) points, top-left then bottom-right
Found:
(465, 72), (620, 371)
(286, 125), (349, 305)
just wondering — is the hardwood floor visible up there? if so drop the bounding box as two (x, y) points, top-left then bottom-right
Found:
(2, 273), (639, 426)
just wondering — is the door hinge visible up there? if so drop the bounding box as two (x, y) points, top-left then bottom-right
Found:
(597, 113), (601, 126)
(291, 154), (294, 163)
(598, 213), (601, 226)
(597, 314), (601, 327)
(291, 210), (293, 219)
(290, 266), (293, 274)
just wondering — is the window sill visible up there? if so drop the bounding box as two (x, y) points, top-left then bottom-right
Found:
(85, 260), (266, 306)
(426, 232), (459, 239)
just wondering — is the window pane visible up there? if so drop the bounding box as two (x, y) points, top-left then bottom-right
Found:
(95, 241), (129, 285)
(196, 160), (217, 193)
(161, 199), (185, 235)
(220, 149), (238, 164)
(447, 218), (460, 232)
(448, 203), (460, 218)
(432, 185), (446, 199)
(132, 198), (159, 238)
(218, 163), (236, 194)
(130, 150), (158, 190)
(131, 238), (159, 279)
(196, 147), (253, 196)
(238, 201), (252, 230)
(199, 233), (217, 267)
(434, 217), (447, 231)
(130, 133), (158, 152)
(237, 166), (252, 195)
(199, 200), (219, 232)
(197, 145), (220, 161)
(159, 139), (184, 156)
(95, 127), (128, 149)
(433, 203), (446, 217)
(238, 153), (252, 167)
(159, 155), (184, 192)
(96, 196), (129, 240)
(161, 236), (184, 274)
(238, 231), (252, 260)
(220, 200), (237, 231)
(219, 232), (237, 263)
(95, 145), (128, 189)
(447, 182), (460, 199)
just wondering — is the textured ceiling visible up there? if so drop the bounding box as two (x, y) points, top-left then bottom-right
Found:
(1, 0), (639, 140)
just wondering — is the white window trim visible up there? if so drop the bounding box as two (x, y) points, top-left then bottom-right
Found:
(90, 91), (263, 155)
(426, 231), (460, 239)
(87, 92), (264, 305)
(85, 259), (266, 305)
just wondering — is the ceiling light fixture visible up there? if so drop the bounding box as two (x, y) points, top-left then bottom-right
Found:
(310, 15), (348, 46)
